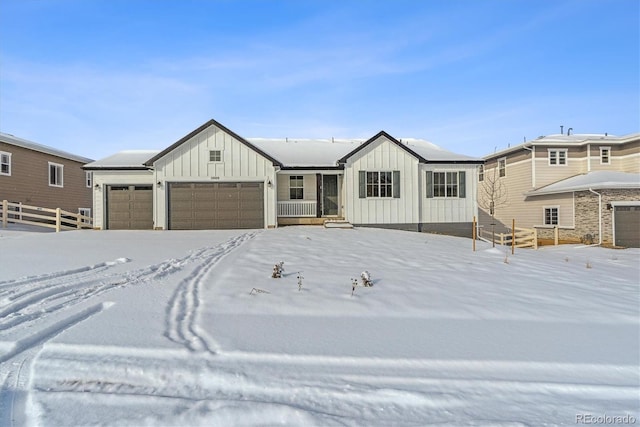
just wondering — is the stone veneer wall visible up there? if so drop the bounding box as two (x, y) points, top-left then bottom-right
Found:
(535, 189), (640, 245)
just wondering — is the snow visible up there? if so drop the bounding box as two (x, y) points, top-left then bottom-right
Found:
(247, 137), (481, 167)
(0, 132), (94, 164)
(526, 171), (640, 195)
(0, 225), (638, 426)
(83, 150), (159, 168)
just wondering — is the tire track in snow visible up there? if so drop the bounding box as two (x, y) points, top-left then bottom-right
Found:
(0, 302), (112, 427)
(0, 242), (248, 333)
(165, 232), (257, 353)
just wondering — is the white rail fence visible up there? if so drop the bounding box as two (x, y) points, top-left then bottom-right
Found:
(1, 200), (93, 232)
(277, 201), (317, 217)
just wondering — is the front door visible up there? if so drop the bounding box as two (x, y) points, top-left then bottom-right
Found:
(322, 175), (338, 216)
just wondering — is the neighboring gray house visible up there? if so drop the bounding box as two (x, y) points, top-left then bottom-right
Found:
(0, 132), (94, 217)
(85, 119), (483, 235)
(480, 132), (640, 247)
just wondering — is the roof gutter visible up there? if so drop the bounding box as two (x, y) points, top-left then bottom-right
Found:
(588, 188), (603, 245)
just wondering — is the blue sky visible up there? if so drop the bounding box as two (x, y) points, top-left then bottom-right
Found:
(1, 0), (638, 160)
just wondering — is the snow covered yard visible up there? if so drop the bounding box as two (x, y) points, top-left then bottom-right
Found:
(0, 225), (638, 426)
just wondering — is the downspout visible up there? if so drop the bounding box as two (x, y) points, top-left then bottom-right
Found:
(588, 188), (603, 245)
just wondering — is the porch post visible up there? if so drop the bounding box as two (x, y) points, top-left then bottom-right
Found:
(316, 173), (322, 218)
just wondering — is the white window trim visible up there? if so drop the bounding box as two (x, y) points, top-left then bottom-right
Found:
(209, 149), (223, 162)
(48, 162), (64, 187)
(85, 171), (93, 188)
(366, 171), (394, 198)
(289, 175), (304, 200)
(432, 171), (459, 198)
(600, 146), (611, 165)
(548, 149), (568, 166)
(498, 157), (506, 177)
(78, 208), (91, 224)
(543, 205), (560, 226)
(0, 151), (11, 176)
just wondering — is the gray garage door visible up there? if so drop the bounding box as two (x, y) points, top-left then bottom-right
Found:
(614, 205), (640, 248)
(168, 182), (264, 230)
(107, 185), (153, 230)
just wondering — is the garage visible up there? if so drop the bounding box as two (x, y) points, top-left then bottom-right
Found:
(168, 182), (264, 230)
(106, 185), (154, 230)
(614, 205), (640, 248)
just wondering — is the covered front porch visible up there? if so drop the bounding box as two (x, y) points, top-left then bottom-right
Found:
(276, 171), (343, 225)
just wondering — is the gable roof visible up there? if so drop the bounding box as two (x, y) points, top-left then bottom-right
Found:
(83, 150), (159, 170)
(0, 132), (94, 163)
(143, 119), (282, 167)
(525, 171), (640, 196)
(337, 130), (482, 164)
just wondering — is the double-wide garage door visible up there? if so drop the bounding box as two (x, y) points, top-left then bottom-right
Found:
(614, 205), (640, 248)
(106, 185), (153, 230)
(169, 182), (264, 230)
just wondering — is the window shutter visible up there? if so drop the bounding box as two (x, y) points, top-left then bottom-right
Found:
(358, 171), (366, 198)
(458, 171), (466, 198)
(426, 171), (433, 198)
(393, 170), (400, 198)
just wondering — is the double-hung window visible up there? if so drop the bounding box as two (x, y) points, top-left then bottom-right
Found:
(426, 171), (466, 198)
(548, 149), (567, 166)
(544, 207), (559, 225)
(498, 157), (506, 177)
(0, 152), (11, 176)
(478, 164), (484, 182)
(367, 171), (393, 198)
(289, 176), (304, 199)
(600, 147), (610, 165)
(358, 171), (400, 198)
(48, 162), (64, 187)
(86, 171), (93, 188)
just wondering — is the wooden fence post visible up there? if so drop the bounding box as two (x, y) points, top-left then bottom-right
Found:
(55, 208), (61, 232)
(512, 219), (516, 255)
(554, 226), (559, 246)
(534, 228), (538, 249)
(472, 216), (476, 252)
(2, 200), (7, 229)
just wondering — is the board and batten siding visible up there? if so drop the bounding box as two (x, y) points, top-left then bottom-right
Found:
(152, 124), (277, 229)
(277, 173), (317, 202)
(343, 136), (420, 226)
(421, 164), (478, 223)
(91, 170), (154, 229)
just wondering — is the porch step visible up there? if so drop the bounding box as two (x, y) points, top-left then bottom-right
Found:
(324, 219), (353, 229)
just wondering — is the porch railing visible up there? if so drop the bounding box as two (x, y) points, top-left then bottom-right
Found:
(277, 201), (317, 217)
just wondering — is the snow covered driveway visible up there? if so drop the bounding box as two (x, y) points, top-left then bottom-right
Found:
(0, 226), (638, 426)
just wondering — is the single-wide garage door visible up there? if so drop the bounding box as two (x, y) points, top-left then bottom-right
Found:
(614, 205), (640, 248)
(168, 182), (264, 230)
(106, 185), (153, 230)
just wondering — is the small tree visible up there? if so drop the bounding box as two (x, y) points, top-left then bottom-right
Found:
(478, 164), (508, 247)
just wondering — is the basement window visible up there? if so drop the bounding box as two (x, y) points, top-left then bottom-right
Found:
(544, 207), (559, 225)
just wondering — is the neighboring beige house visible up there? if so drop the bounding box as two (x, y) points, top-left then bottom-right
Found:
(480, 132), (640, 247)
(0, 133), (94, 217)
(85, 118), (483, 235)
